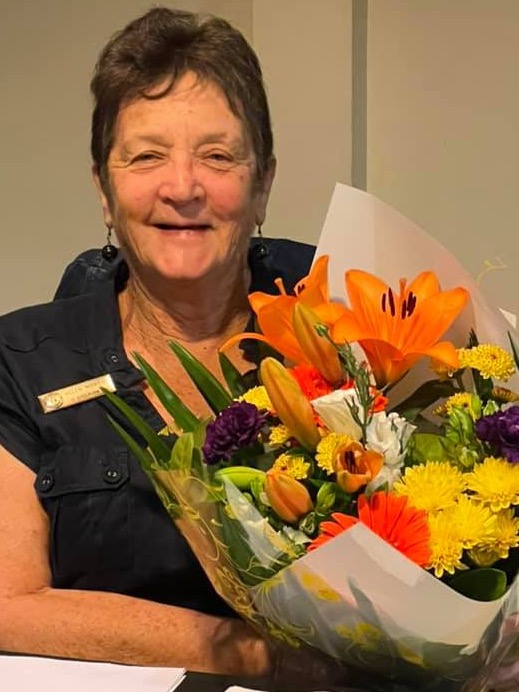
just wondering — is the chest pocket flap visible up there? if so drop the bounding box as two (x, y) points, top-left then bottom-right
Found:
(36, 445), (132, 583)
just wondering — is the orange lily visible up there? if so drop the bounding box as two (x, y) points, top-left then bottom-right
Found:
(265, 470), (313, 524)
(260, 357), (321, 450)
(332, 270), (469, 387)
(221, 255), (347, 365)
(333, 440), (384, 493)
(292, 303), (343, 385)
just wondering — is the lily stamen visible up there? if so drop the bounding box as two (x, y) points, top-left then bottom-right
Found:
(406, 291), (417, 317)
(344, 450), (358, 473)
(381, 289), (397, 316)
(333, 268), (469, 386)
(274, 277), (287, 295)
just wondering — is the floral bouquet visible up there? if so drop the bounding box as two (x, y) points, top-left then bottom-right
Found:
(106, 187), (519, 691)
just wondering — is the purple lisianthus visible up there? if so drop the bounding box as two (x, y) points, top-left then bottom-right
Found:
(476, 405), (519, 463)
(202, 401), (266, 465)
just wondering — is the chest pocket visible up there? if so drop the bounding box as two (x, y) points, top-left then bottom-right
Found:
(35, 445), (133, 585)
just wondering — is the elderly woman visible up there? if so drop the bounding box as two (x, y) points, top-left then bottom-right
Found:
(0, 5), (341, 685)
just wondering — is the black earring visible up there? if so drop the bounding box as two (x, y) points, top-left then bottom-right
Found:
(254, 224), (269, 260)
(101, 226), (118, 262)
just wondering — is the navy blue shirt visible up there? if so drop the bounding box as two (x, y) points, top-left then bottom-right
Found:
(0, 238), (315, 613)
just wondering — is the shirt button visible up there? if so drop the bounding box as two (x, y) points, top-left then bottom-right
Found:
(39, 473), (55, 492)
(103, 468), (121, 484)
(109, 354), (119, 364)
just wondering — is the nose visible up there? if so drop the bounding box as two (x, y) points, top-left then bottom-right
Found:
(157, 153), (204, 206)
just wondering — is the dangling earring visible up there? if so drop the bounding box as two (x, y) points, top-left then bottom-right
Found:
(101, 226), (118, 262)
(255, 224), (269, 259)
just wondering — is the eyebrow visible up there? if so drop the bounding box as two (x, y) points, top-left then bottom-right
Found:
(120, 131), (249, 151)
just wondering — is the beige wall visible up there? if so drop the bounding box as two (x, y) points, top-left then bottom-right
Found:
(0, 0), (352, 314)
(253, 0), (353, 243)
(367, 0), (519, 316)
(6, 1), (515, 318)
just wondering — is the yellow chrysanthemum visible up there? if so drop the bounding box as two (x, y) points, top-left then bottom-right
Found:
(238, 386), (273, 411)
(268, 425), (291, 446)
(458, 345), (515, 382)
(442, 495), (497, 549)
(426, 512), (467, 578)
(393, 461), (465, 513)
(444, 393), (480, 420)
(272, 453), (310, 480)
(465, 457), (519, 511)
(469, 509), (519, 566)
(315, 433), (353, 474)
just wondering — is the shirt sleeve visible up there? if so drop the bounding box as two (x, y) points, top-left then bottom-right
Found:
(0, 360), (41, 471)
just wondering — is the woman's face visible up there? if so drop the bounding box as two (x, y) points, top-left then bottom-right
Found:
(95, 71), (274, 285)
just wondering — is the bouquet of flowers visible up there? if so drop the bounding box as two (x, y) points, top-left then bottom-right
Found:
(106, 186), (519, 691)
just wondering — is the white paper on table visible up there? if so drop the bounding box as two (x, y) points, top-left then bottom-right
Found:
(225, 689), (335, 692)
(315, 183), (519, 390)
(0, 655), (186, 692)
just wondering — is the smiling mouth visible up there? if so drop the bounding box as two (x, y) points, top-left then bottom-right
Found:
(154, 223), (212, 231)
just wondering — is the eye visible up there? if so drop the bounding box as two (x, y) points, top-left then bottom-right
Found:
(130, 151), (164, 165)
(201, 150), (236, 171)
(208, 151), (232, 162)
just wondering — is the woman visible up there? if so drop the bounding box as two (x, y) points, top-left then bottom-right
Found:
(0, 6), (353, 687)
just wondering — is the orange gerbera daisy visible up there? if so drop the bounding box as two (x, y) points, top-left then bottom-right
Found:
(332, 270), (469, 387)
(308, 492), (431, 567)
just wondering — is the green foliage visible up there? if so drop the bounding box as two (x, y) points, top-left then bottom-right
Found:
(405, 433), (449, 465)
(218, 351), (248, 397)
(108, 416), (155, 472)
(449, 568), (508, 602)
(315, 482), (336, 513)
(217, 494), (294, 587)
(214, 466), (266, 490)
(103, 389), (171, 465)
(132, 352), (199, 432)
(170, 432), (195, 471)
(168, 339), (232, 413)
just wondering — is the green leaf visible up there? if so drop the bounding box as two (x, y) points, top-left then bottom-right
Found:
(406, 433), (449, 464)
(168, 340), (232, 414)
(133, 352), (199, 432)
(449, 568), (508, 601)
(393, 379), (458, 421)
(192, 419), (209, 450)
(170, 432), (195, 471)
(103, 389), (171, 464)
(108, 415), (155, 472)
(509, 331), (519, 370)
(217, 499), (292, 586)
(218, 351), (247, 397)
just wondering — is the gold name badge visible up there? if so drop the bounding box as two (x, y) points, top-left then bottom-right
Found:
(38, 374), (116, 413)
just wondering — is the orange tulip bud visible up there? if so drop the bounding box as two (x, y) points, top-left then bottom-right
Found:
(260, 357), (321, 450)
(265, 470), (313, 524)
(292, 303), (343, 385)
(333, 440), (384, 493)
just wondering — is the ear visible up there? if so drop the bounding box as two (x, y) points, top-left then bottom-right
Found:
(92, 165), (114, 228)
(254, 156), (276, 226)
